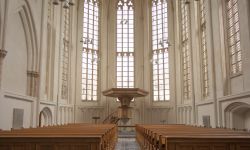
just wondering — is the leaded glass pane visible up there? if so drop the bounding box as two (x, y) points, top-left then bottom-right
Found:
(116, 0), (134, 88)
(226, 0), (242, 75)
(199, 0), (209, 98)
(180, 0), (192, 100)
(152, 0), (170, 101)
(82, 0), (100, 101)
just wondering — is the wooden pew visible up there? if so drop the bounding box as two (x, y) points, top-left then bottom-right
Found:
(0, 124), (118, 150)
(136, 124), (250, 150)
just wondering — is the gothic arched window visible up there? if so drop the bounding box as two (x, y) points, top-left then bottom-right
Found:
(180, 0), (192, 100)
(81, 0), (100, 101)
(225, 0), (242, 75)
(151, 0), (170, 101)
(198, 0), (209, 98)
(116, 0), (134, 88)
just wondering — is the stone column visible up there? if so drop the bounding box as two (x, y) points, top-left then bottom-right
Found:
(184, 107), (188, 124)
(63, 107), (66, 124)
(79, 107), (85, 122)
(59, 107), (62, 125)
(179, 107), (183, 124)
(177, 108), (180, 124)
(67, 107), (70, 123)
(0, 49), (7, 88)
(61, 107), (64, 125)
(70, 108), (73, 123)
(27, 71), (39, 97)
(64, 107), (67, 124)
(189, 106), (192, 125)
(186, 107), (189, 124)
(183, 107), (186, 124)
(66, 107), (69, 124)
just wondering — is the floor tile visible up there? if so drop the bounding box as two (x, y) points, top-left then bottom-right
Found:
(115, 138), (140, 150)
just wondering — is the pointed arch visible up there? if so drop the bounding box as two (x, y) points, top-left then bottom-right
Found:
(116, 0), (135, 89)
(81, 0), (101, 101)
(225, 102), (250, 129)
(39, 107), (53, 127)
(18, 0), (39, 97)
(18, 1), (38, 72)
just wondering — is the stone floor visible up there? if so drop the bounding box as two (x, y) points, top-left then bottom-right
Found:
(115, 138), (140, 150)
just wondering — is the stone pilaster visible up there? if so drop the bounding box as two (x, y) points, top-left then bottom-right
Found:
(27, 71), (39, 97)
(0, 49), (7, 88)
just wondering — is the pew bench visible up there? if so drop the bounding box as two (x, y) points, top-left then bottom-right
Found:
(136, 124), (250, 150)
(0, 124), (117, 150)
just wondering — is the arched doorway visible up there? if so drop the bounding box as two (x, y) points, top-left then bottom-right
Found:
(39, 107), (52, 127)
(225, 102), (250, 130)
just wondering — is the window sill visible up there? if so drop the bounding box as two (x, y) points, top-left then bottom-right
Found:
(153, 100), (170, 102)
(230, 72), (243, 78)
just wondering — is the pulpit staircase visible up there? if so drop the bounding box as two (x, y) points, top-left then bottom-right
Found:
(103, 110), (120, 124)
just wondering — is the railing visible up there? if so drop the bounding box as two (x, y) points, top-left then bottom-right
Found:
(103, 109), (120, 124)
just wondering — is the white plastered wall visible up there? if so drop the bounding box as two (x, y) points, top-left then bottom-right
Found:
(1, 0), (250, 130)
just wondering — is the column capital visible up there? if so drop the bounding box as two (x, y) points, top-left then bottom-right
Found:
(27, 71), (39, 78)
(0, 49), (7, 58)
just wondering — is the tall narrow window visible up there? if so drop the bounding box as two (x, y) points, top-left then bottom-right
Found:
(198, 0), (209, 97)
(81, 0), (99, 101)
(61, 8), (70, 100)
(151, 0), (169, 101)
(116, 0), (134, 88)
(180, 0), (192, 100)
(226, 0), (242, 75)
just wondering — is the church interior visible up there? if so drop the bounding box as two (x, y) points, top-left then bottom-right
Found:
(0, 0), (250, 149)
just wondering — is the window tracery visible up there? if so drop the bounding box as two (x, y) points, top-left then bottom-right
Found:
(180, 0), (192, 100)
(81, 0), (100, 101)
(198, 0), (209, 97)
(116, 0), (134, 88)
(226, 0), (242, 75)
(151, 0), (170, 101)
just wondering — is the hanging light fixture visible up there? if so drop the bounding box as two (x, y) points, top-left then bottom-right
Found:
(184, 0), (190, 4)
(63, 0), (70, 9)
(53, 0), (59, 5)
(53, 0), (74, 8)
(69, 0), (74, 6)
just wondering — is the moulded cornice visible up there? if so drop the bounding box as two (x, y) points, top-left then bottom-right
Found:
(4, 91), (36, 102)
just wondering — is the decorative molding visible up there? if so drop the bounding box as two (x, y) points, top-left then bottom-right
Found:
(196, 100), (214, 107)
(177, 106), (192, 110)
(177, 104), (192, 107)
(218, 91), (250, 102)
(152, 101), (171, 104)
(147, 106), (173, 111)
(152, 106), (173, 109)
(27, 70), (39, 97)
(78, 106), (104, 111)
(77, 105), (104, 108)
(40, 100), (57, 106)
(4, 91), (36, 102)
(58, 104), (74, 108)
